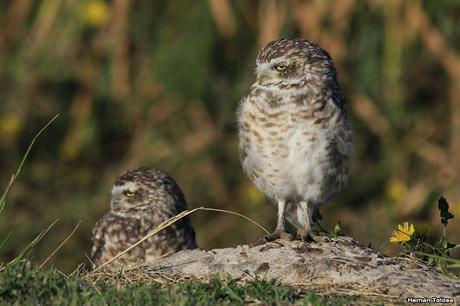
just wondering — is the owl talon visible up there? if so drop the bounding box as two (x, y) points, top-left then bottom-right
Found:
(255, 230), (292, 245)
(311, 233), (330, 243)
(296, 228), (312, 243)
(279, 231), (293, 241)
(296, 228), (330, 243)
(261, 232), (280, 243)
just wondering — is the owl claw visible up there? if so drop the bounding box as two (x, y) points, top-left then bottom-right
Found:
(260, 232), (279, 243)
(279, 231), (294, 241)
(296, 228), (330, 243)
(254, 230), (293, 245)
(296, 228), (313, 242)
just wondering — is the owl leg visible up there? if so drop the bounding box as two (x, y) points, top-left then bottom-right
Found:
(258, 199), (292, 243)
(296, 201), (312, 242)
(296, 201), (329, 243)
(274, 199), (292, 240)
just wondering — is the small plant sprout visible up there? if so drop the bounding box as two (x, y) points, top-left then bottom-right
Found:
(330, 221), (343, 239)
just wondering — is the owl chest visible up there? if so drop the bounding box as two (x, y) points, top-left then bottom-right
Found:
(240, 101), (339, 198)
(244, 105), (332, 160)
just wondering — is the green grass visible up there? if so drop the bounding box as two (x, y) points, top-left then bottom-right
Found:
(0, 261), (359, 305)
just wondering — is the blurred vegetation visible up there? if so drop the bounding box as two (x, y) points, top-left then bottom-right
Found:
(0, 0), (459, 272)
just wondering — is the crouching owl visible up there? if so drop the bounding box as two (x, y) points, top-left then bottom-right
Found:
(91, 167), (197, 268)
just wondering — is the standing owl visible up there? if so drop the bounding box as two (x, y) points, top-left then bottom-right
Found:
(238, 38), (352, 242)
(90, 167), (197, 268)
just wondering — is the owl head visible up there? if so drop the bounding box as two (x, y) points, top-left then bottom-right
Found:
(255, 38), (334, 87)
(110, 167), (184, 210)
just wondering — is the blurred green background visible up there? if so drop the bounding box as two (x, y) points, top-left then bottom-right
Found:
(1, 0), (459, 272)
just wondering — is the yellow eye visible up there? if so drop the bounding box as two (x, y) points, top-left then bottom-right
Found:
(275, 65), (287, 71)
(124, 190), (135, 197)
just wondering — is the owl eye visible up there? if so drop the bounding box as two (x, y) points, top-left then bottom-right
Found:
(274, 64), (287, 72)
(124, 190), (135, 197)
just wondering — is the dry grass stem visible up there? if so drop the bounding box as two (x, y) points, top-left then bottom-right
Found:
(0, 114), (60, 213)
(199, 207), (270, 235)
(39, 221), (81, 269)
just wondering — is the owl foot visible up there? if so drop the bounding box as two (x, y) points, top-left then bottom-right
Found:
(296, 228), (313, 242)
(296, 228), (330, 243)
(253, 230), (293, 245)
(310, 232), (330, 243)
(278, 231), (293, 241)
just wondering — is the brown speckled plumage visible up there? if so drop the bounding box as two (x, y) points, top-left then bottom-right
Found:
(91, 168), (197, 268)
(238, 38), (353, 242)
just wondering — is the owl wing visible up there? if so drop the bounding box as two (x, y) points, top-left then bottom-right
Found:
(156, 184), (198, 250)
(141, 204), (197, 262)
(90, 212), (145, 268)
(329, 79), (353, 158)
(168, 195), (198, 250)
(336, 126), (353, 158)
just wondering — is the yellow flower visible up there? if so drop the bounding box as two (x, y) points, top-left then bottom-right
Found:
(83, 0), (110, 27)
(390, 222), (415, 243)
